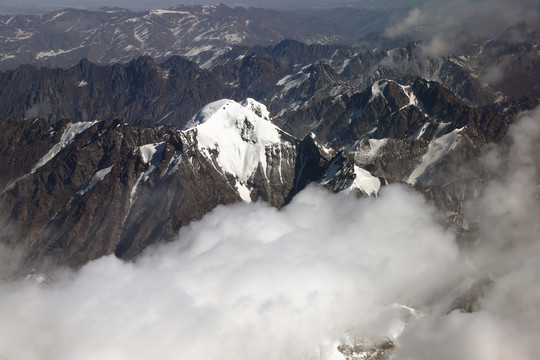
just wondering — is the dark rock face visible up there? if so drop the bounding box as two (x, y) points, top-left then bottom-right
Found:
(284, 134), (334, 203)
(0, 117), (60, 187)
(285, 78), (515, 150)
(0, 56), (232, 127)
(212, 53), (290, 104)
(0, 120), (194, 268)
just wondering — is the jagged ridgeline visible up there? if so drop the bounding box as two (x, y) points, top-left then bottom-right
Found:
(0, 77), (524, 271)
(0, 98), (381, 269)
(0, 23), (537, 130)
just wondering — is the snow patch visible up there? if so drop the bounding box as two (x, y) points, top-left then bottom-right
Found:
(347, 166), (381, 196)
(139, 142), (166, 181)
(410, 122), (430, 140)
(35, 46), (82, 60)
(77, 80), (88, 87)
(139, 142), (164, 164)
(397, 83), (419, 109)
(339, 57), (353, 75)
(276, 101), (303, 117)
(44, 10), (67, 23)
(0, 53), (15, 61)
(351, 139), (388, 163)
(156, 111), (174, 124)
(235, 180), (252, 203)
(149, 9), (190, 16)
(276, 74), (292, 86)
(407, 128), (463, 185)
(76, 166), (113, 196)
(32, 121), (97, 173)
(183, 44), (215, 58)
(277, 72), (310, 94)
(165, 151), (182, 177)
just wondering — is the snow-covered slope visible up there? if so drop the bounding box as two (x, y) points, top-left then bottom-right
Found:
(407, 128), (464, 185)
(183, 97), (383, 202)
(185, 98), (290, 202)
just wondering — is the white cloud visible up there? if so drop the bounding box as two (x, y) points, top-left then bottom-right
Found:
(393, 310), (527, 360)
(384, 7), (423, 38)
(0, 184), (463, 360)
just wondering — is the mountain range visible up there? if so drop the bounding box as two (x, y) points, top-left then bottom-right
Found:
(0, 5), (538, 273)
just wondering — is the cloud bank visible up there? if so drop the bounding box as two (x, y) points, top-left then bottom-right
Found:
(0, 184), (464, 360)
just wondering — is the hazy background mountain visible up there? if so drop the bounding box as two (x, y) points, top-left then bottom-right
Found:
(0, 0), (425, 13)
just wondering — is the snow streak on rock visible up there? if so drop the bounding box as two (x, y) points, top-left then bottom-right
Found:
(32, 121), (98, 173)
(76, 166), (113, 197)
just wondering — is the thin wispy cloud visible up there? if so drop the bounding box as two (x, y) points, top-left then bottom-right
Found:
(385, 0), (539, 57)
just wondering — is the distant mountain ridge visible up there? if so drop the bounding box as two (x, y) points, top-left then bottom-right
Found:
(0, 5), (356, 70)
(1, 17), (537, 131)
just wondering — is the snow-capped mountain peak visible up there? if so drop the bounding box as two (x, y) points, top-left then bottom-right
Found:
(184, 98), (286, 201)
(184, 98), (272, 130)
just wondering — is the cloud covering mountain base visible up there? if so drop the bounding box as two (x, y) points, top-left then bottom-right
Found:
(0, 106), (539, 359)
(0, 184), (463, 360)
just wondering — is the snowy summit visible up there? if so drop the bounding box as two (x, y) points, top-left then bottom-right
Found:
(184, 98), (285, 201)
